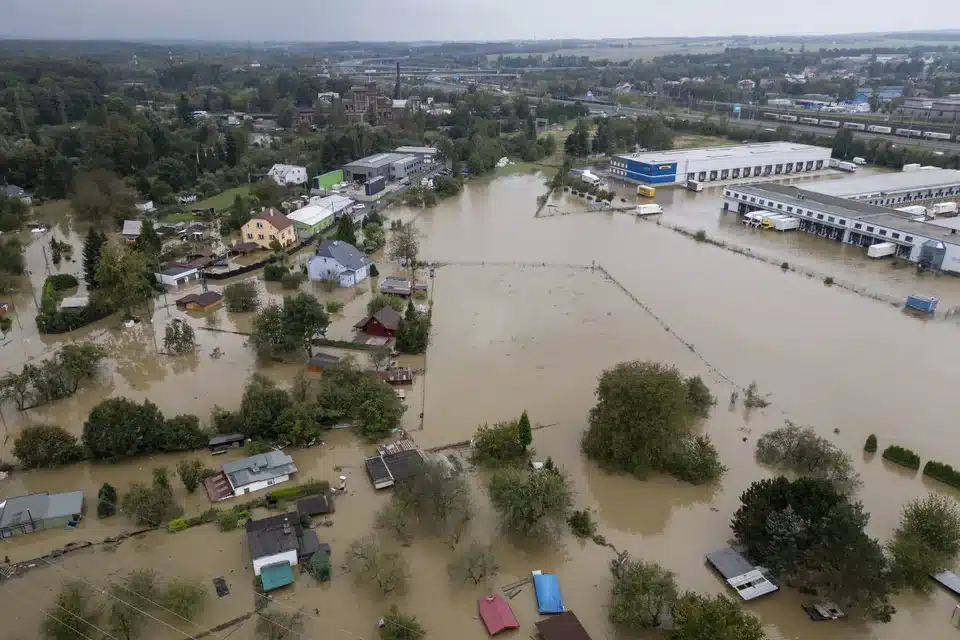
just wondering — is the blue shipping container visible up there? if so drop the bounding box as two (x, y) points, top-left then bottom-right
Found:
(905, 295), (938, 313)
(365, 176), (385, 197)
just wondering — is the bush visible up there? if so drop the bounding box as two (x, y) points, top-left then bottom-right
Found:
(268, 486), (303, 501)
(824, 276), (835, 286)
(568, 509), (597, 538)
(326, 300), (344, 313)
(224, 281), (259, 312)
(923, 460), (960, 489)
(472, 420), (527, 464)
(36, 297), (115, 334)
(864, 434), (878, 453)
(883, 445), (921, 470)
(781, 261), (789, 270)
(684, 376), (715, 417)
(216, 509), (240, 531)
(12, 424), (84, 468)
(309, 551), (332, 581)
(693, 229), (708, 242)
(281, 272), (305, 289)
(97, 483), (118, 518)
(48, 274), (79, 290)
(756, 424), (860, 494)
(167, 517), (189, 533)
(263, 262), (288, 281)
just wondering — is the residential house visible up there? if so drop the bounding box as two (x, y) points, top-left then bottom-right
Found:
(222, 451), (297, 498)
(297, 494), (334, 518)
(208, 433), (245, 453)
(379, 276), (412, 297)
(250, 133), (274, 147)
(246, 512), (326, 590)
(354, 306), (402, 338)
(394, 146), (439, 162)
(737, 79), (756, 90)
(122, 220), (143, 242)
(364, 439), (425, 489)
(155, 265), (200, 286)
(535, 612), (593, 640)
(307, 352), (341, 373)
(286, 197), (351, 241)
(135, 201), (155, 213)
(307, 239), (373, 287)
(175, 291), (223, 311)
(2, 184), (32, 205)
(0, 491), (83, 537)
(705, 546), (779, 601)
(241, 208), (297, 249)
(296, 109), (315, 126)
(267, 164), (308, 186)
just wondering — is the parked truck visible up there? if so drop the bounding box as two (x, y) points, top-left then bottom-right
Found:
(685, 180), (703, 192)
(896, 205), (928, 217)
(837, 161), (857, 172)
(930, 202), (959, 217)
(852, 157), (866, 165)
(867, 242), (896, 258)
(633, 204), (663, 216)
(772, 216), (800, 231)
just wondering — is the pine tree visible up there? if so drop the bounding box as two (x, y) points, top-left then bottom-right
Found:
(82, 227), (106, 289)
(136, 219), (162, 257)
(518, 410), (532, 449)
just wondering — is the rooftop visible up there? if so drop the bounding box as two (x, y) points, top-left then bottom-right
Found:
(0, 491), (83, 529)
(287, 204), (337, 228)
(615, 142), (826, 165)
(343, 153), (410, 170)
(176, 291), (223, 307)
(223, 450), (297, 488)
(307, 352), (341, 370)
(246, 512), (300, 558)
(535, 611), (592, 640)
(297, 494), (333, 517)
(394, 146), (438, 155)
(732, 183), (960, 246)
(315, 239), (372, 272)
(804, 168), (960, 198)
(122, 220), (142, 236)
(2, 185), (29, 198)
(355, 306), (403, 331)
(159, 265), (197, 277)
(307, 194), (354, 212)
(249, 208), (294, 231)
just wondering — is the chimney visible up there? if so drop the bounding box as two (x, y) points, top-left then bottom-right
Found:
(395, 62), (401, 100)
(282, 516), (291, 535)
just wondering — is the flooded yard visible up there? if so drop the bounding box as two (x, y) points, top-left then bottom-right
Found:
(4, 173), (960, 639)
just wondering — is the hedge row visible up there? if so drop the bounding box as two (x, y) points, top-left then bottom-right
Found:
(882, 445), (921, 470)
(923, 460), (960, 490)
(40, 274), (78, 315)
(864, 434), (878, 453)
(36, 299), (115, 334)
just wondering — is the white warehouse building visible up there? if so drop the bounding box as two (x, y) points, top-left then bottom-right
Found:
(609, 142), (832, 186)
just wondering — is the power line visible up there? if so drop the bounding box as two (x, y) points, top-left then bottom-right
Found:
(5, 580), (120, 640)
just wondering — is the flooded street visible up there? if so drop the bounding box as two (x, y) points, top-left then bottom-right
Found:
(5, 171), (960, 639)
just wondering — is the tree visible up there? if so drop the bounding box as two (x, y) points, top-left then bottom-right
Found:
(249, 294), (329, 361)
(256, 608), (304, 640)
(832, 128), (855, 159)
(363, 223), (386, 253)
(83, 397), (166, 460)
(107, 570), (158, 640)
(448, 544), (499, 584)
(71, 169), (135, 224)
(888, 494), (960, 593)
(159, 414), (207, 452)
(367, 347), (392, 372)
(379, 605), (425, 640)
(391, 458), (472, 546)
(135, 219), (162, 257)
(395, 301), (430, 355)
(309, 550), (332, 581)
(238, 374), (293, 439)
(609, 558), (678, 630)
(176, 459), (207, 493)
(224, 281), (260, 312)
(275, 403), (324, 446)
(121, 467), (182, 526)
(582, 361), (725, 485)
(472, 420), (527, 464)
(98, 483), (118, 518)
(376, 499), (415, 545)
(367, 294), (405, 315)
(732, 477), (894, 621)
(755, 424), (860, 494)
(95, 243), (153, 318)
(517, 410), (532, 449)
(177, 93), (193, 125)
(564, 120), (590, 157)
(163, 319), (196, 354)
(162, 579), (207, 620)
(41, 580), (103, 640)
(684, 376), (715, 417)
(388, 221), (420, 269)
(332, 215), (357, 246)
(669, 593), (766, 640)
(346, 535), (409, 595)
(488, 466), (573, 536)
(12, 424), (84, 468)
(82, 227), (107, 288)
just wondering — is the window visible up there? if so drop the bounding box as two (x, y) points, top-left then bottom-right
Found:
(854, 223), (862, 229)
(839, 220), (846, 226)
(817, 214), (824, 220)
(256, 222), (263, 228)
(709, 171), (718, 180)
(879, 230), (887, 236)
(905, 236), (913, 242)
(258, 234), (264, 240)
(246, 233), (253, 239)
(827, 216), (834, 222)
(777, 204), (783, 210)
(787, 206), (793, 212)
(269, 234), (275, 239)
(767, 201), (774, 206)
(724, 190), (731, 197)
(750, 197), (756, 203)
(721, 169), (729, 179)
(866, 226), (874, 232)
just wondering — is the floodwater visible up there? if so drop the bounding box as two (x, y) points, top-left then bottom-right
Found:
(4, 173), (960, 639)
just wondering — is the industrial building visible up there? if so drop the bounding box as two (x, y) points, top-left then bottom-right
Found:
(342, 152), (424, 183)
(802, 168), (960, 206)
(723, 183), (960, 272)
(609, 142), (832, 186)
(394, 146), (439, 161)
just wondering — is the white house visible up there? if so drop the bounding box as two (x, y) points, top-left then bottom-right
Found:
(246, 512), (324, 585)
(307, 239), (373, 287)
(267, 164), (309, 186)
(121, 220), (142, 242)
(135, 201), (155, 213)
(155, 265), (200, 286)
(222, 451), (297, 497)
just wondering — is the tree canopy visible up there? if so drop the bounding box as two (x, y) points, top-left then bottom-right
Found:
(755, 423), (860, 494)
(488, 466), (573, 536)
(888, 493), (960, 593)
(12, 424), (84, 468)
(249, 293), (329, 360)
(582, 361), (724, 484)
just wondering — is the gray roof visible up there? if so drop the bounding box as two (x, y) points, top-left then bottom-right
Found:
(246, 512), (300, 558)
(0, 491), (83, 528)
(122, 220), (143, 236)
(343, 153), (410, 170)
(160, 265), (196, 277)
(705, 547), (755, 579)
(804, 168), (960, 198)
(223, 451), (297, 488)
(2, 185), (29, 198)
(395, 146), (438, 155)
(315, 239), (372, 272)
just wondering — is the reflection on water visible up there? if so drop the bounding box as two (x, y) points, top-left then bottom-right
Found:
(4, 176), (960, 639)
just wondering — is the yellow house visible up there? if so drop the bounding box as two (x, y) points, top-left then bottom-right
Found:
(241, 208), (297, 250)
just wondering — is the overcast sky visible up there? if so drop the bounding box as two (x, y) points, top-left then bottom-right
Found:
(4, 0), (960, 41)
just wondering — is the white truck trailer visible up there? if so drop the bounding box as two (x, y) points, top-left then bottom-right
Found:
(633, 204), (663, 216)
(896, 205), (928, 217)
(867, 242), (896, 258)
(931, 202), (959, 216)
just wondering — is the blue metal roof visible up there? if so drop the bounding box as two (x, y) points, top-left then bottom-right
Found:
(260, 562), (294, 592)
(533, 572), (564, 614)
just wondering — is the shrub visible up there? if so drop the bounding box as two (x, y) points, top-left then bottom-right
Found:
(883, 445), (921, 470)
(864, 434), (878, 453)
(684, 376), (715, 417)
(326, 300), (344, 313)
(923, 461), (960, 489)
(568, 509), (597, 538)
(48, 274), (79, 290)
(781, 261), (789, 270)
(167, 517), (189, 533)
(756, 424), (860, 494)
(281, 272), (305, 289)
(12, 424), (84, 468)
(309, 551), (331, 581)
(824, 276), (835, 286)
(216, 509), (240, 531)
(268, 486), (302, 501)
(97, 483), (118, 518)
(693, 229), (708, 242)
(224, 281), (259, 312)
(471, 420), (527, 464)
(263, 262), (288, 281)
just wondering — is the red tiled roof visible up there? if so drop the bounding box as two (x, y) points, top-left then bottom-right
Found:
(249, 208), (293, 232)
(478, 594), (519, 635)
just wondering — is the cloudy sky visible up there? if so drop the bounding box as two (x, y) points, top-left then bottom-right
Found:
(3, 0), (959, 41)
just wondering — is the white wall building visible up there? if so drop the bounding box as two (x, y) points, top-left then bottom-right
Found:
(307, 239), (373, 287)
(610, 142), (832, 186)
(222, 451), (297, 497)
(267, 164), (309, 186)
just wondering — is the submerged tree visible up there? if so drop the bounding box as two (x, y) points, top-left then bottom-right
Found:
(346, 535), (409, 595)
(488, 466), (573, 536)
(609, 558), (678, 630)
(888, 493), (960, 593)
(41, 580), (103, 640)
(163, 319), (196, 355)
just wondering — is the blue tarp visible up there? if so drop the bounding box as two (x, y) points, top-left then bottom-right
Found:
(533, 573), (564, 614)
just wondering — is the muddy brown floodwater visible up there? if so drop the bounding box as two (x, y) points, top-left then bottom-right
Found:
(5, 172), (960, 640)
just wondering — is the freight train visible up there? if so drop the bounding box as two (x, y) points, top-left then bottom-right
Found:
(761, 113), (958, 140)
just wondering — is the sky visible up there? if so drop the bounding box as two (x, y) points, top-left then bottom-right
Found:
(3, 0), (960, 41)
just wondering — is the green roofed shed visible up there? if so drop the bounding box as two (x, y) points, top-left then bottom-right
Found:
(260, 562), (294, 592)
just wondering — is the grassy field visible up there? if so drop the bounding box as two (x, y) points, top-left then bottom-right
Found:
(674, 134), (738, 149)
(158, 211), (198, 223)
(193, 185), (251, 212)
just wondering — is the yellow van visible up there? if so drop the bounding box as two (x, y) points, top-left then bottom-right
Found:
(637, 185), (656, 198)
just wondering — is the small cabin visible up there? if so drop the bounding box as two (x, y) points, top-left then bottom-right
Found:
(208, 433), (245, 453)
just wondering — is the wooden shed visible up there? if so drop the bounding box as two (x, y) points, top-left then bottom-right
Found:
(354, 306), (402, 338)
(175, 291), (223, 311)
